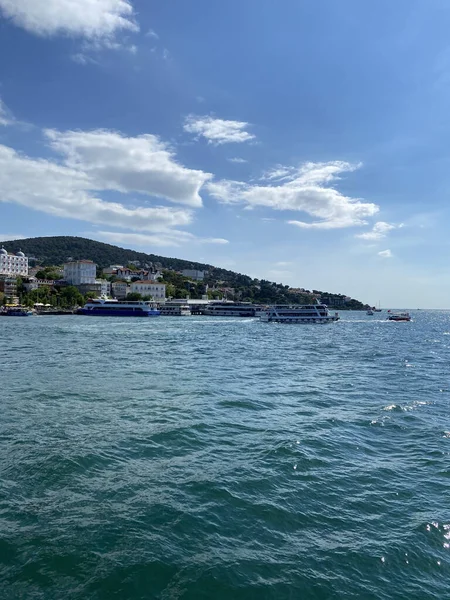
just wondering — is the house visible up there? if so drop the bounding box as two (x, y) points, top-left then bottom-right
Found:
(130, 280), (166, 301)
(64, 260), (96, 286)
(181, 269), (205, 281)
(112, 281), (129, 299)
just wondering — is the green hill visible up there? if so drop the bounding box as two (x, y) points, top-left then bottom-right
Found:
(1, 236), (367, 308)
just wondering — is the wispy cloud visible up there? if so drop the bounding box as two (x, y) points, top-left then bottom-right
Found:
(146, 28), (159, 39)
(378, 249), (393, 258)
(207, 161), (378, 230)
(0, 97), (13, 126)
(94, 231), (229, 248)
(356, 221), (403, 241)
(184, 115), (255, 145)
(228, 157), (248, 164)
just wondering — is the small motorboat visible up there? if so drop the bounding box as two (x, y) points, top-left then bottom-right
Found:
(366, 309), (374, 315)
(387, 312), (411, 322)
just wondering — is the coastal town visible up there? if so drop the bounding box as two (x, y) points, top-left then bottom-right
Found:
(0, 244), (370, 318)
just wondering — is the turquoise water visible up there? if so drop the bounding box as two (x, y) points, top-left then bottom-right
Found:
(1, 312), (449, 599)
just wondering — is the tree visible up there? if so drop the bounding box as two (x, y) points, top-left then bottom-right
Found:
(35, 267), (61, 280)
(59, 286), (84, 307)
(126, 292), (143, 301)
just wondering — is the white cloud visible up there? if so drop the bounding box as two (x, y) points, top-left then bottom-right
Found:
(0, 97), (12, 125)
(184, 115), (255, 145)
(94, 231), (229, 248)
(207, 161), (378, 229)
(0, 133), (211, 233)
(356, 221), (403, 241)
(0, 0), (138, 39)
(0, 234), (25, 242)
(146, 28), (159, 39)
(378, 249), (393, 258)
(45, 129), (212, 207)
(228, 157), (248, 164)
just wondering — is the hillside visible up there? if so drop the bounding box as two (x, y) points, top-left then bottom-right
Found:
(2, 236), (368, 308)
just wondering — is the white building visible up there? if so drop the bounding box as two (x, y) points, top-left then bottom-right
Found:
(96, 279), (111, 297)
(181, 269), (205, 281)
(130, 280), (166, 301)
(64, 260), (96, 285)
(0, 247), (29, 276)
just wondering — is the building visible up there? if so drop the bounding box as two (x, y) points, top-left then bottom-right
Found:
(181, 269), (205, 281)
(97, 279), (111, 297)
(0, 277), (18, 298)
(130, 281), (166, 301)
(103, 265), (162, 282)
(64, 260), (96, 286)
(22, 278), (56, 292)
(0, 247), (29, 276)
(102, 265), (123, 276)
(112, 282), (129, 299)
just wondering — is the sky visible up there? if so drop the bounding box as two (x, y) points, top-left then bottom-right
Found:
(0, 0), (450, 307)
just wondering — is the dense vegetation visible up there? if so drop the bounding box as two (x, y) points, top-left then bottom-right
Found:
(2, 236), (368, 309)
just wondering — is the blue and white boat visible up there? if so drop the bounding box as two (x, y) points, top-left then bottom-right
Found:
(77, 299), (160, 317)
(0, 306), (33, 317)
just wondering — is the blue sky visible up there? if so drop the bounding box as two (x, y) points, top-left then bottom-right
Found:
(0, 0), (450, 307)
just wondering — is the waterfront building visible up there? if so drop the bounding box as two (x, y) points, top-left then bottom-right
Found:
(181, 269), (205, 281)
(64, 260), (96, 286)
(0, 247), (29, 276)
(130, 281), (166, 301)
(0, 277), (18, 298)
(112, 281), (129, 299)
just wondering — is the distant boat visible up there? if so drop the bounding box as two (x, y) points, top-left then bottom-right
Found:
(77, 299), (160, 317)
(387, 312), (411, 322)
(366, 309), (374, 315)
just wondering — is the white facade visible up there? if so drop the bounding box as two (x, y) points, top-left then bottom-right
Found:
(181, 269), (205, 281)
(0, 248), (29, 276)
(130, 281), (166, 301)
(95, 279), (111, 297)
(64, 260), (96, 285)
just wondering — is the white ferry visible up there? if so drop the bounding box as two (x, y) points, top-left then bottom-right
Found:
(159, 302), (191, 316)
(77, 299), (160, 317)
(202, 301), (261, 317)
(260, 304), (339, 324)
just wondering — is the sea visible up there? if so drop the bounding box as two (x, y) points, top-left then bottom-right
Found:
(1, 311), (449, 599)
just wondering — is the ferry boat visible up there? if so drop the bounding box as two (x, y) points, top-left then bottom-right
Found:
(0, 306), (33, 317)
(260, 304), (339, 324)
(159, 302), (191, 316)
(202, 301), (261, 317)
(387, 311), (411, 322)
(77, 299), (160, 317)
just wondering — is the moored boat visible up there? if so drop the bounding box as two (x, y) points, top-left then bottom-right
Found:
(260, 304), (339, 324)
(0, 306), (33, 316)
(202, 301), (261, 317)
(159, 302), (191, 316)
(77, 299), (160, 317)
